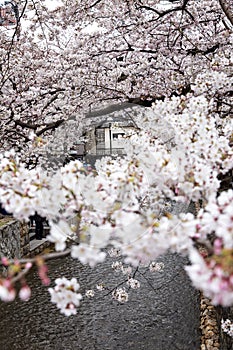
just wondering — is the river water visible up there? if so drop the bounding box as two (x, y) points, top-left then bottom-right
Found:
(0, 250), (200, 350)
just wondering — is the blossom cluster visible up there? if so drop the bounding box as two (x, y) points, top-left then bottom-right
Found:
(48, 277), (82, 316)
(0, 259), (32, 302)
(221, 318), (233, 337)
(186, 246), (233, 306)
(127, 278), (140, 289)
(112, 288), (129, 303)
(195, 189), (233, 247)
(149, 262), (165, 273)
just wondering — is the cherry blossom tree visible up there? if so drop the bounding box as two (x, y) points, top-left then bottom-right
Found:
(0, 0), (232, 319)
(1, 0), (232, 151)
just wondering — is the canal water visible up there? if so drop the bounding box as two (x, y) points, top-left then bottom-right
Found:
(0, 250), (200, 350)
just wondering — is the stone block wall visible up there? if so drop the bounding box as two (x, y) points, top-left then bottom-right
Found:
(0, 218), (30, 259)
(20, 220), (30, 257)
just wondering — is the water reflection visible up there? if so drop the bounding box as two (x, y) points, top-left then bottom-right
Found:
(0, 253), (200, 350)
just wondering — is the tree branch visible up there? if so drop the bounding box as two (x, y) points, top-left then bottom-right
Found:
(1, 249), (71, 266)
(15, 120), (38, 130)
(219, 0), (233, 26)
(88, 0), (102, 9)
(36, 119), (65, 136)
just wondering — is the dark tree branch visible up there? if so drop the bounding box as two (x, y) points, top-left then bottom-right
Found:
(36, 119), (65, 136)
(219, 0), (233, 26)
(6, 129), (30, 142)
(15, 120), (38, 130)
(88, 0), (102, 9)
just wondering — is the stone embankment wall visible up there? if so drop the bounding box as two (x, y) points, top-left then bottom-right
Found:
(20, 220), (30, 257)
(0, 217), (29, 259)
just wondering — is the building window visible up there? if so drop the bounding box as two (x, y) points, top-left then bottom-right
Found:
(96, 129), (105, 148)
(112, 133), (125, 140)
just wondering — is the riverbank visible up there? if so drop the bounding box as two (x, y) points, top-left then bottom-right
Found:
(200, 295), (220, 350)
